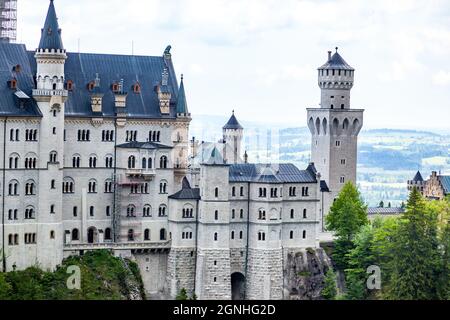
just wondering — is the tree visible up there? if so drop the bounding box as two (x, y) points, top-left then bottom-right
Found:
(379, 201), (384, 208)
(321, 268), (337, 300)
(326, 182), (369, 269)
(386, 187), (441, 300)
(176, 288), (188, 300)
(0, 272), (12, 299)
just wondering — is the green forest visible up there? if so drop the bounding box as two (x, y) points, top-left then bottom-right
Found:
(323, 183), (449, 300)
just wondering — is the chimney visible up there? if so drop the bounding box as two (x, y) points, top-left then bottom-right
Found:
(328, 51), (332, 62)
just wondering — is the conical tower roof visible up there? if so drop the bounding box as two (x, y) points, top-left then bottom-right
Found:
(223, 111), (243, 130)
(38, 0), (64, 50)
(176, 75), (188, 114)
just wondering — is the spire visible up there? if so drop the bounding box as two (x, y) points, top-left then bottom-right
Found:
(223, 110), (243, 130)
(38, 0), (64, 50)
(413, 171), (424, 182)
(176, 74), (188, 114)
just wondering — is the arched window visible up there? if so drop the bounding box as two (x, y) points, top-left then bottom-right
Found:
(290, 230), (294, 239)
(159, 180), (168, 194)
(89, 155), (97, 168)
(148, 158), (153, 169)
(49, 151), (57, 163)
(104, 180), (113, 193)
(25, 206), (35, 219)
(8, 153), (19, 169)
(159, 156), (168, 169)
(72, 154), (81, 168)
(258, 232), (266, 241)
(231, 231), (235, 240)
(144, 229), (150, 241)
(88, 179), (97, 193)
(290, 209), (295, 219)
(215, 210), (219, 220)
(8, 180), (19, 196)
(128, 229), (135, 241)
(63, 177), (75, 194)
(303, 230), (306, 239)
(104, 228), (112, 240)
(128, 155), (136, 169)
(143, 205), (152, 217)
(158, 205), (167, 217)
(25, 180), (36, 195)
(214, 187), (219, 198)
(232, 186), (236, 197)
(231, 209), (235, 219)
(142, 158), (147, 169)
(72, 229), (79, 241)
(214, 233), (218, 241)
(126, 205), (136, 217)
(160, 228), (167, 240)
(258, 210), (266, 220)
(303, 209), (307, 219)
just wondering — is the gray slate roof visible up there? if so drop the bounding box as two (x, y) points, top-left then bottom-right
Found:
(116, 142), (172, 150)
(38, 0), (64, 50)
(0, 43), (42, 117)
(319, 50), (354, 71)
(368, 207), (405, 215)
(176, 77), (188, 114)
(223, 112), (243, 130)
(0, 41), (182, 119)
(438, 175), (450, 194)
(413, 171), (424, 182)
(169, 177), (200, 200)
(229, 163), (317, 184)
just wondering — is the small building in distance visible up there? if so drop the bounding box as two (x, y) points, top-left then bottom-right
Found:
(408, 171), (450, 200)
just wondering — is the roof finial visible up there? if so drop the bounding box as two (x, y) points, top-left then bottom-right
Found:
(232, 109), (235, 115)
(335, 47), (338, 53)
(181, 73), (184, 81)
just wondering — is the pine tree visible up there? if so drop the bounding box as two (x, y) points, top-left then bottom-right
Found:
(326, 182), (369, 269)
(322, 268), (337, 300)
(386, 187), (441, 300)
(176, 288), (188, 300)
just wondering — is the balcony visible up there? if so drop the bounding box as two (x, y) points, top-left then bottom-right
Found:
(63, 240), (171, 251)
(32, 89), (68, 97)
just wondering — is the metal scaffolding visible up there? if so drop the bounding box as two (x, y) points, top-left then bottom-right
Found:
(0, 0), (17, 42)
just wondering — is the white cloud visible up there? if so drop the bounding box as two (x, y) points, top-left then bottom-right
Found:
(433, 71), (450, 86)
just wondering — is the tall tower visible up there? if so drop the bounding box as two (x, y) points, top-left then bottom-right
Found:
(223, 111), (243, 164)
(32, 0), (67, 269)
(195, 148), (232, 300)
(0, 0), (17, 42)
(307, 48), (364, 232)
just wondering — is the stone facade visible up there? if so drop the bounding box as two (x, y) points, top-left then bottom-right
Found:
(0, 1), (364, 301)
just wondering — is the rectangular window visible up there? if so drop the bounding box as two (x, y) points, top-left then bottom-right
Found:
(89, 206), (94, 217)
(106, 206), (111, 217)
(340, 176), (345, 184)
(73, 206), (78, 217)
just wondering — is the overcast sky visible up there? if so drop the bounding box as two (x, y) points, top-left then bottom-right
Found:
(17, 0), (450, 130)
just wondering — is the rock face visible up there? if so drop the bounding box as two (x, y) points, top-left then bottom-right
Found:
(284, 248), (332, 300)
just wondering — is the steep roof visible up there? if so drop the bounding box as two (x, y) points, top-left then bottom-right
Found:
(413, 171), (424, 182)
(0, 43), (42, 117)
(204, 147), (226, 165)
(169, 177), (200, 200)
(176, 76), (188, 114)
(38, 0), (64, 50)
(229, 163), (317, 183)
(319, 49), (354, 71)
(223, 111), (243, 130)
(438, 175), (450, 194)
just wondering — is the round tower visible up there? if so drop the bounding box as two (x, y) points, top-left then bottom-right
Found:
(32, 0), (67, 270)
(318, 47), (354, 110)
(307, 48), (364, 234)
(223, 111), (244, 164)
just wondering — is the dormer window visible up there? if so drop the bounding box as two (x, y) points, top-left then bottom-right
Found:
(66, 80), (74, 91)
(133, 83), (141, 94)
(8, 79), (17, 89)
(112, 83), (119, 93)
(13, 65), (21, 73)
(87, 81), (95, 91)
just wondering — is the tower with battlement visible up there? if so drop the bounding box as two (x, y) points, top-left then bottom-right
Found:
(307, 48), (364, 233)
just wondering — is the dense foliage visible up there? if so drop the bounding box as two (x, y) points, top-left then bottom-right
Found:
(325, 182), (369, 269)
(0, 250), (145, 300)
(322, 186), (450, 300)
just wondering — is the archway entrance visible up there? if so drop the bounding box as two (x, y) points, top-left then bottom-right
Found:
(87, 227), (98, 244)
(231, 272), (246, 300)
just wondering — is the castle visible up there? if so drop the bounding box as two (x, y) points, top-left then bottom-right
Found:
(0, 1), (363, 300)
(408, 171), (450, 200)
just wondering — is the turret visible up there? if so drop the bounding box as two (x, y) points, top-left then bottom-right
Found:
(318, 47), (354, 110)
(222, 111), (244, 164)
